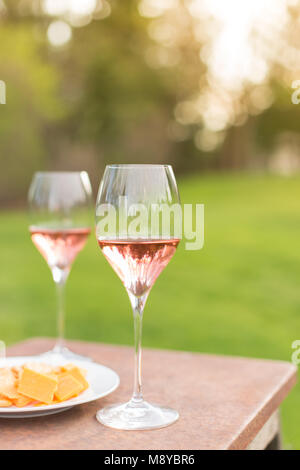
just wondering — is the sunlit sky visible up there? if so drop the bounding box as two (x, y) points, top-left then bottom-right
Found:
(138, 0), (300, 149)
(43, 0), (110, 31)
(41, 0), (300, 151)
(43, 0), (98, 17)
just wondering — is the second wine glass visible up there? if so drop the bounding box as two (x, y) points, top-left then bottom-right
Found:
(95, 164), (181, 430)
(28, 171), (92, 361)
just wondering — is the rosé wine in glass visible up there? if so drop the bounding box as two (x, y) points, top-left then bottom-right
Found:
(98, 239), (179, 297)
(31, 227), (91, 271)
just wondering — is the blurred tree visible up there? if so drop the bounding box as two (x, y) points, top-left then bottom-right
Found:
(0, 21), (64, 204)
(1, 0), (300, 204)
(70, 7), (177, 167)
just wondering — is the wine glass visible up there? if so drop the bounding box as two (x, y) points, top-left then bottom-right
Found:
(95, 164), (181, 430)
(28, 172), (93, 361)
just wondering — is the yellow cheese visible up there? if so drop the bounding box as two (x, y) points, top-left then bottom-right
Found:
(0, 397), (12, 407)
(61, 366), (89, 391)
(18, 368), (58, 404)
(54, 373), (84, 402)
(0, 363), (88, 408)
(12, 394), (33, 407)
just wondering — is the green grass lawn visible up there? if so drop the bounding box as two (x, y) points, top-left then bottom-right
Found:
(1, 172), (300, 448)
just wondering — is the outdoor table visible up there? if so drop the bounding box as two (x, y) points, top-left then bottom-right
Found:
(0, 338), (297, 450)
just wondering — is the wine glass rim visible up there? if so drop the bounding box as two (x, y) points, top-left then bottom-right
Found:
(34, 171), (88, 175)
(106, 164), (172, 169)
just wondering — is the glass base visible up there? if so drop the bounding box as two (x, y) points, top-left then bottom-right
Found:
(39, 346), (93, 363)
(96, 400), (179, 430)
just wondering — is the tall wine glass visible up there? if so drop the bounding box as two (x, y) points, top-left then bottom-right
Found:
(28, 172), (92, 360)
(95, 164), (181, 430)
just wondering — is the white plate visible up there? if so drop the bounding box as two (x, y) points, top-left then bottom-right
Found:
(0, 356), (120, 418)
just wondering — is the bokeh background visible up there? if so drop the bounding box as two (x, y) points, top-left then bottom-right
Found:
(1, 0), (300, 448)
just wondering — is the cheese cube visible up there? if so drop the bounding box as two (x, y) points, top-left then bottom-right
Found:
(61, 366), (89, 391)
(54, 374), (84, 402)
(0, 397), (12, 407)
(12, 394), (33, 407)
(18, 368), (58, 404)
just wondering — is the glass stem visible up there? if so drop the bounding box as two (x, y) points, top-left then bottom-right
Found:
(128, 292), (148, 404)
(52, 267), (69, 353)
(55, 280), (65, 352)
(133, 307), (143, 402)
